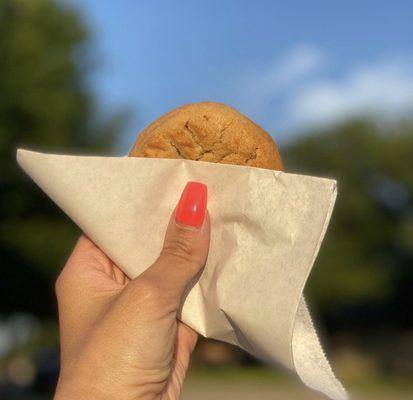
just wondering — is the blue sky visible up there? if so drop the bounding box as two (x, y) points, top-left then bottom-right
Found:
(71, 0), (413, 152)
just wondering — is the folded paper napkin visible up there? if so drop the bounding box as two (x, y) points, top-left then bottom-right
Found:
(17, 149), (347, 400)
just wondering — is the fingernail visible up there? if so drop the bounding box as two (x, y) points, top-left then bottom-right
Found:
(176, 181), (207, 228)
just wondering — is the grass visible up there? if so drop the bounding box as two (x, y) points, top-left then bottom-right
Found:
(182, 366), (413, 400)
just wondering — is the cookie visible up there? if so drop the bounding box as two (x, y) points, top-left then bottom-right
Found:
(129, 102), (283, 170)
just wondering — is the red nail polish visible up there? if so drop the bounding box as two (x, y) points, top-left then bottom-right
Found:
(176, 181), (207, 228)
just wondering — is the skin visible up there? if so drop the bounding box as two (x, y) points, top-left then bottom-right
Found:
(54, 206), (211, 400)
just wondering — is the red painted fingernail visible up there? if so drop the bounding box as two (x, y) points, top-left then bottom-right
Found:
(176, 181), (207, 228)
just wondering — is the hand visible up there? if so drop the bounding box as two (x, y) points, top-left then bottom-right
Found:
(54, 182), (210, 400)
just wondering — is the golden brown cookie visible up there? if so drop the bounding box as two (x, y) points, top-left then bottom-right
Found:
(129, 102), (283, 170)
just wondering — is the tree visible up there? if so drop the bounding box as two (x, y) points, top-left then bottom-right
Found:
(283, 120), (413, 331)
(0, 0), (124, 316)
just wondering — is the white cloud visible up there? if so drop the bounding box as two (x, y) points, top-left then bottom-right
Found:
(247, 44), (326, 98)
(274, 44), (326, 86)
(241, 45), (413, 136)
(287, 57), (413, 130)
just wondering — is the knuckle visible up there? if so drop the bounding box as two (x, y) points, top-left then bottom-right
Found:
(138, 280), (163, 304)
(123, 277), (170, 310)
(161, 231), (198, 265)
(124, 277), (160, 300)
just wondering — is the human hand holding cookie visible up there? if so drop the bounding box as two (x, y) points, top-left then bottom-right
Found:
(55, 181), (209, 400)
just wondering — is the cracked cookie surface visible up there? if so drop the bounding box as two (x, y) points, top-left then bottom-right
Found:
(129, 102), (283, 170)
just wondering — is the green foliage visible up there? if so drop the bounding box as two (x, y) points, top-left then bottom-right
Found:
(0, 0), (124, 315)
(284, 120), (413, 328)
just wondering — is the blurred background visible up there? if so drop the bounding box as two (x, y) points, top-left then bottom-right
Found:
(1, 0), (412, 399)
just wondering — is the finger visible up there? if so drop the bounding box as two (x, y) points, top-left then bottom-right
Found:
(174, 322), (198, 359)
(55, 235), (124, 358)
(164, 323), (198, 398)
(129, 181), (210, 301)
(56, 236), (123, 306)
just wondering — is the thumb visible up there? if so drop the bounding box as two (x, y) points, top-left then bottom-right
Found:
(138, 181), (210, 299)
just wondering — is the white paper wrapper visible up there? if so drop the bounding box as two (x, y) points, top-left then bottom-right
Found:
(17, 149), (347, 400)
